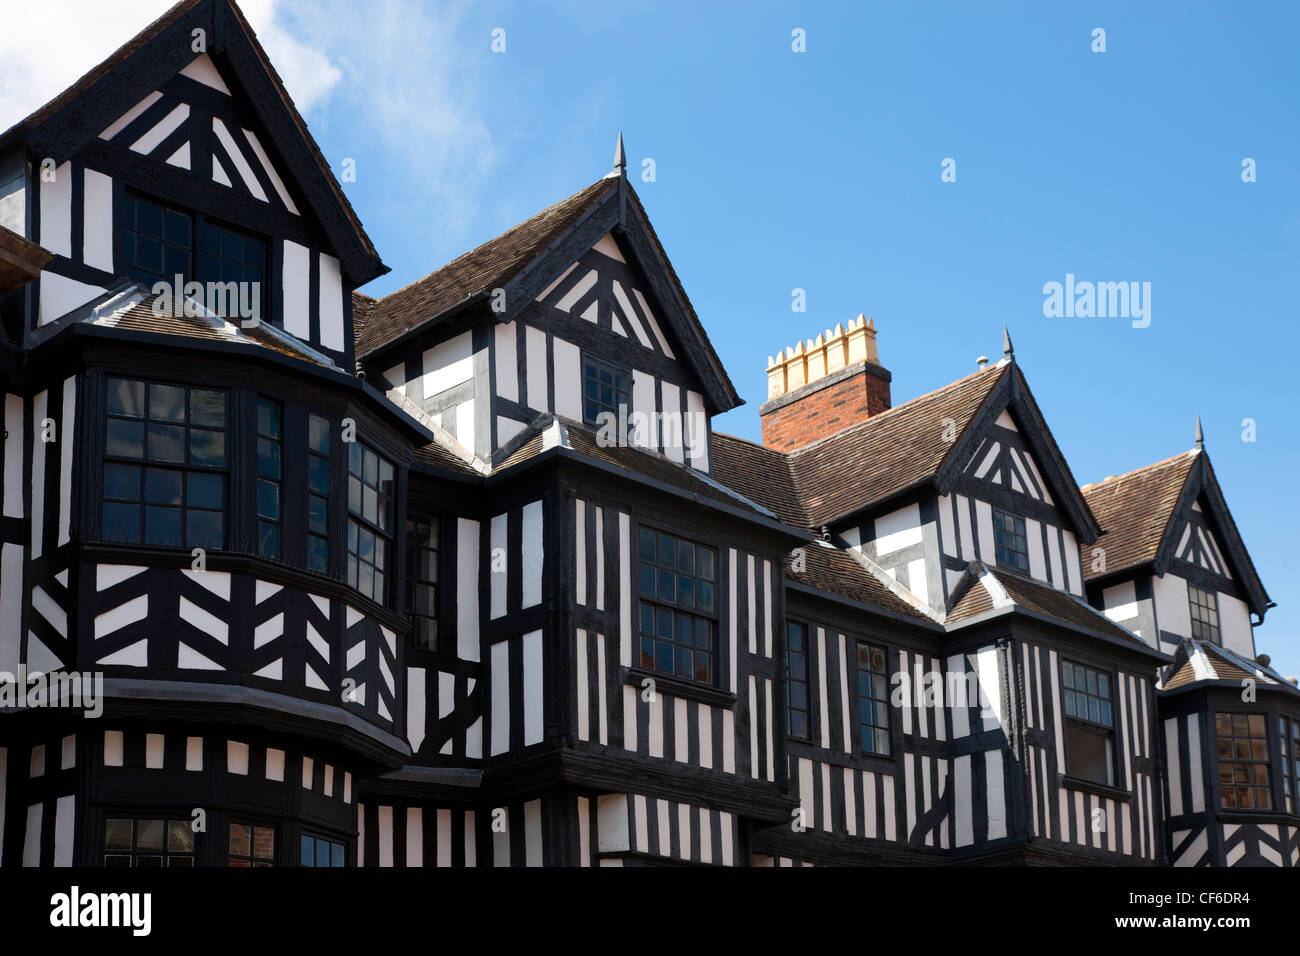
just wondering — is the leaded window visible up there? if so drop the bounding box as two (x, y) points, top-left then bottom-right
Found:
(307, 414), (331, 573)
(346, 440), (394, 603)
(1062, 660), (1115, 786)
(407, 515), (439, 651)
(582, 353), (631, 425)
(1280, 716), (1299, 814)
(228, 822), (276, 867)
(102, 378), (227, 550)
(256, 398), (282, 559)
(637, 528), (717, 684)
(1189, 585), (1221, 644)
(1216, 712), (1272, 810)
(856, 642), (890, 756)
(301, 833), (346, 867)
(787, 621), (810, 740)
(103, 817), (195, 867)
(993, 508), (1030, 573)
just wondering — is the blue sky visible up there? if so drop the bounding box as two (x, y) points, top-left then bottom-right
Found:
(13, 1), (1299, 674)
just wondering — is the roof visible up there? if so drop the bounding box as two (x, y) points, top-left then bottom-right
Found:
(3, 0), (383, 282)
(355, 178), (616, 355)
(47, 283), (338, 368)
(711, 432), (808, 529)
(790, 363), (1008, 527)
(0, 224), (51, 294)
(491, 417), (786, 526)
(946, 562), (1151, 648)
(1081, 451), (1198, 580)
(785, 543), (933, 623)
(1162, 638), (1299, 695)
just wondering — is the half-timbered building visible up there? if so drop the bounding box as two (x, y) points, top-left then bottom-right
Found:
(0, 0), (1292, 868)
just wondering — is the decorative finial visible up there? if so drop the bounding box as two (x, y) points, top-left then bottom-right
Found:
(1002, 325), (1014, 360)
(1195, 415), (1204, 450)
(614, 132), (626, 174)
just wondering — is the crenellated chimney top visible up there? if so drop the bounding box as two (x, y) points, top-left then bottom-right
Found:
(760, 314), (892, 453)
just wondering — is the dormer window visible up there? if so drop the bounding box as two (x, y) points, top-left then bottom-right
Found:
(993, 509), (1030, 573)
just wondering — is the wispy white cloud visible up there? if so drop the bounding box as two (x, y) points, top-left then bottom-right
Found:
(0, 0), (497, 260)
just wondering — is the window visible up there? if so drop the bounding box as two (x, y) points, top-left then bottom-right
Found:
(122, 192), (266, 320)
(637, 528), (717, 684)
(347, 440), (394, 603)
(256, 398), (282, 559)
(1216, 712), (1272, 810)
(406, 515), (439, 651)
(1189, 585), (1220, 644)
(786, 621), (810, 740)
(1061, 660), (1115, 786)
(307, 415), (331, 573)
(301, 833), (346, 867)
(856, 642), (890, 756)
(993, 509), (1030, 573)
(582, 354), (631, 426)
(104, 818), (194, 867)
(1280, 717), (1299, 814)
(228, 822), (276, 867)
(122, 193), (192, 286)
(102, 378), (227, 549)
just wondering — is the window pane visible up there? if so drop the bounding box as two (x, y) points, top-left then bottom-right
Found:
(144, 467), (182, 505)
(105, 819), (133, 850)
(191, 390), (225, 428)
(137, 819), (165, 850)
(108, 380), (145, 417)
(147, 423), (186, 462)
(187, 509), (223, 549)
(106, 419), (144, 458)
(188, 472), (223, 510)
(144, 506), (182, 546)
(149, 384), (185, 422)
(102, 502), (140, 542)
(104, 463), (141, 499)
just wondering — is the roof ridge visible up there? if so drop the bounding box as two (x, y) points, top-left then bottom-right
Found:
(788, 363), (1006, 458)
(1081, 449), (1198, 492)
(364, 176), (613, 306)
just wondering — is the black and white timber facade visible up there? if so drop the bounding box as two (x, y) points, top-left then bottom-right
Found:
(0, 0), (1292, 870)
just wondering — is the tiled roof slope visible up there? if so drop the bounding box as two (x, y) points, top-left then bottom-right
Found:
(494, 419), (781, 524)
(786, 544), (932, 623)
(1081, 451), (1198, 581)
(356, 178), (616, 355)
(946, 563), (1147, 646)
(790, 363), (1008, 527)
(1163, 638), (1299, 694)
(711, 432), (808, 529)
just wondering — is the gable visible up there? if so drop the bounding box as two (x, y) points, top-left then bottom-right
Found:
(1168, 496), (1234, 582)
(4, 0), (382, 286)
(959, 410), (1056, 507)
(534, 232), (679, 361)
(96, 53), (303, 218)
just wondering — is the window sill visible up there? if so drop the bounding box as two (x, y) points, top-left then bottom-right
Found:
(1058, 775), (1131, 803)
(624, 667), (737, 709)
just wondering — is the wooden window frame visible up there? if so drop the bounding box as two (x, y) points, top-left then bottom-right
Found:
(580, 352), (631, 426)
(101, 376), (229, 551)
(1059, 657), (1119, 789)
(1189, 584), (1221, 644)
(1215, 711), (1273, 811)
(992, 508), (1030, 573)
(635, 524), (719, 687)
(855, 640), (891, 757)
(786, 619), (811, 741)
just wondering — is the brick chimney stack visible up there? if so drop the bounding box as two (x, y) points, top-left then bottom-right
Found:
(760, 315), (892, 453)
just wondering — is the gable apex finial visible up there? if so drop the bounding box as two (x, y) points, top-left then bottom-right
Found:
(1195, 415), (1204, 450)
(614, 132), (626, 174)
(1002, 325), (1014, 361)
